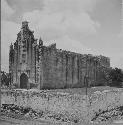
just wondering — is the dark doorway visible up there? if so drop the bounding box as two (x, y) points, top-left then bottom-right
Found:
(20, 73), (28, 89)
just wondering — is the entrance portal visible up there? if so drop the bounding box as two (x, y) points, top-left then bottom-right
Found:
(20, 73), (28, 89)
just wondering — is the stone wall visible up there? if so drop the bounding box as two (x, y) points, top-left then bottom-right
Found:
(39, 43), (110, 89)
(9, 21), (110, 89)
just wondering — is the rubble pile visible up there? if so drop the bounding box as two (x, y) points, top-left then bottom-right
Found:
(1, 104), (80, 123)
(91, 106), (123, 123)
(1, 104), (43, 120)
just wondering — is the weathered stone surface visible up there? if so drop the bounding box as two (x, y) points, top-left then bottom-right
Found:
(9, 21), (111, 89)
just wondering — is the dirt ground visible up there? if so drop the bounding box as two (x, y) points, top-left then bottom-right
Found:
(1, 86), (117, 96)
(1, 86), (123, 125)
(1, 116), (123, 125)
(41, 86), (117, 95)
(0, 116), (59, 125)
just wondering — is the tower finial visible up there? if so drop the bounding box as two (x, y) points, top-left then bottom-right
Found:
(10, 43), (13, 50)
(22, 21), (29, 29)
(39, 37), (43, 46)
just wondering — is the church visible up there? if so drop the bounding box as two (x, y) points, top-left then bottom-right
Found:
(9, 21), (110, 89)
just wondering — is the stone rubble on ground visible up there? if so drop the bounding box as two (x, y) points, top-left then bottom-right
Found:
(1, 88), (123, 124)
(91, 106), (123, 123)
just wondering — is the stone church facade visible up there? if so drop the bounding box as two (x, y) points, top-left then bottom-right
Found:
(9, 21), (110, 89)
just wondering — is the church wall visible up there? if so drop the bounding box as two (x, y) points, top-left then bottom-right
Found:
(40, 45), (65, 89)
(9, 21), (110, 90)
(39, 44), (110, 89)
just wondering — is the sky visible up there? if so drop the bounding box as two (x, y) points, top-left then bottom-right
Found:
(1, 0), (123, 72)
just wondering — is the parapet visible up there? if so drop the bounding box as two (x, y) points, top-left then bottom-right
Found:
(37, 39), (110, 68)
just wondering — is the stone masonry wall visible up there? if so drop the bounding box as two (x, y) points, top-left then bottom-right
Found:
(39, 44), (110, 89)
(9, 22), (110, 89)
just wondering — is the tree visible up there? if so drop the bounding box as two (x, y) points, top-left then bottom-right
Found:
(109, 68), (123, 87)
(1, 71), (10, 87)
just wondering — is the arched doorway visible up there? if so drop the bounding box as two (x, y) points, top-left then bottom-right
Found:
(20, 73), (28, 89)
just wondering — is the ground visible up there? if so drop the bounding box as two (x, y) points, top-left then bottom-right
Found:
(47, 86), (116, 95)
(1, 86), (123, 125)
(0, 116), (51, 125)
(1, 116), (123, 125)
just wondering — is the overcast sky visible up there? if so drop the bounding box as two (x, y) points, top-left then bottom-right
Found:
(1, 0), (123, 72)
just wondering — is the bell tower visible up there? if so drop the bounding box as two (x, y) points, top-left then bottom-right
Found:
(11, 21), (37, 89)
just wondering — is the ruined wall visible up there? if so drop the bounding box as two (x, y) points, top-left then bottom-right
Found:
(9, 22), (110, 90)
(9, 39), (110, 89)
(39, 44), (63, 89)
(39, 43), (110, 89)
(9, 44), (14, 85)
